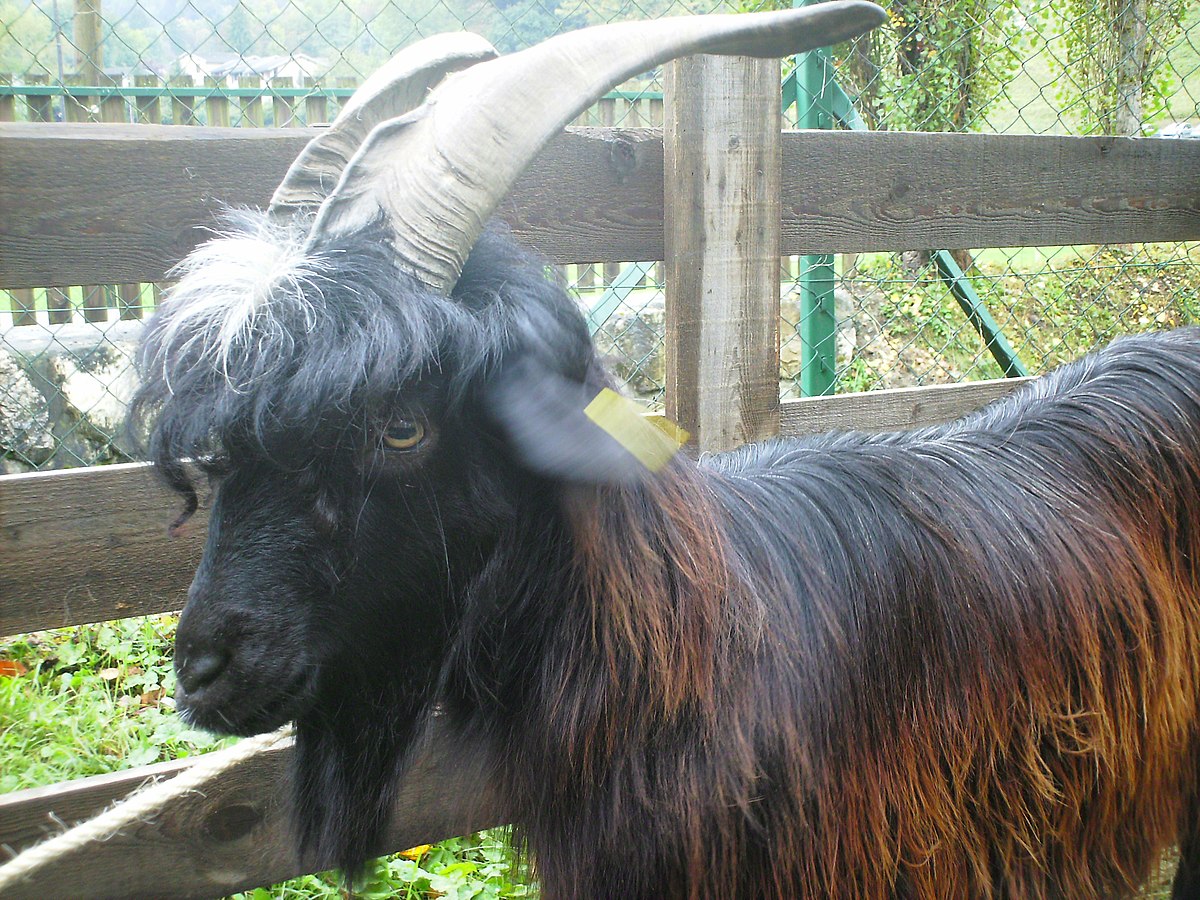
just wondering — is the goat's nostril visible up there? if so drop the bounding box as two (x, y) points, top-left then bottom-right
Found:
(178, 651), (229, 694)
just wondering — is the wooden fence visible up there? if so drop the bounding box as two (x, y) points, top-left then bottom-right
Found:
(0, 54), (1198, 897)
(0, 73), (663, 128)
(0, 76), (661, 326)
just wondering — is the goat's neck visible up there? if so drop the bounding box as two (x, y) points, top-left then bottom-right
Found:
(445, 461), (747, 768)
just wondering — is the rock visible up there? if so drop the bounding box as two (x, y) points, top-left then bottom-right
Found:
(594, 303), (665, 402)
(0, 350), (54, 465)
(1, 320), (145, 469)
(780, 286), (858, 384)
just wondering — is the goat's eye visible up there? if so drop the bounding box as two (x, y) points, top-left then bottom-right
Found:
(383, 419), (426, 451)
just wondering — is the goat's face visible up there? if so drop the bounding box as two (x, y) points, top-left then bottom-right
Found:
(173, 385), (522, 735)
(134, 223), (626, 736)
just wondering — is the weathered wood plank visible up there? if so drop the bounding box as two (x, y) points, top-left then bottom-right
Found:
(664, 56), (781, 452)
(0, 718), (501, 899)
(0, 754), (193, 855)
(2, 124), (1197, 290)
(1, 124), (308, 290)
(779, 377), (1032, 436)
(780, 130), (1200, 254)
(0, 463), (206, 638)
(271, 76), (296, 127)
(501, 125), (666, 268)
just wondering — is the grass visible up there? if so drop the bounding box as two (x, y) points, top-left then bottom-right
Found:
(0, 616), (535, 898)
(0, 616), (230, 793)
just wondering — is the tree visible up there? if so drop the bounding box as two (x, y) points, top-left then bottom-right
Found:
(0, 0), (57, 75)
(223, 3), (259, 56)
(1058, 0), (1188, 135)
(835, 0), (1023, 132)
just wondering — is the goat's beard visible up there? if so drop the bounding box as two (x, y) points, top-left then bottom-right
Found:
(290, 665), (434, 876)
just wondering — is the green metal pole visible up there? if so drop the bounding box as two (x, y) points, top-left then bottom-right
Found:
(794, 7), (838, 397)
(787, 49), (1029, 381)
(932, 250), (1029, 377)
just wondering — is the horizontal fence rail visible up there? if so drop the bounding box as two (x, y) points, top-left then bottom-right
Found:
(0, 463), (206, 636)
(1, 124), (1197, 290)
(0, 718), (503, 899)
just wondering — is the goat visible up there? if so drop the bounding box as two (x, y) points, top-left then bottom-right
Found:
(131, 4), (1200, 897)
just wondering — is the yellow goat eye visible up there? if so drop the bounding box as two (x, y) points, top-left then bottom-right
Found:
(383, 419), (426, 450)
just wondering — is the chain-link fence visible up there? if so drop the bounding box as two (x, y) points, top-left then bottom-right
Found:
(1, 0), (1198, 471)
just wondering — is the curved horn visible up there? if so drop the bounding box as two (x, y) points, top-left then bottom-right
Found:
(304, 1), (886, 294)
(268, 32), (497, 217)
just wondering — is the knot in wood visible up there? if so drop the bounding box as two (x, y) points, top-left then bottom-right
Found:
(202, 801), (264, 843)
(605, 132), (640, 183)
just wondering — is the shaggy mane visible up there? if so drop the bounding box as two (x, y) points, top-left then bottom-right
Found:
(444, 329), (1200, 898)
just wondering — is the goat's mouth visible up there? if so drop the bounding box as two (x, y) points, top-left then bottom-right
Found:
(177, 667), (315, 737)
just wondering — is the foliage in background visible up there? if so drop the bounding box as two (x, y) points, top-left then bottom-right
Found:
(1056, 0), (1189, 135)
(837, 243), (1200, 387)
(834, 0), (1025, 131)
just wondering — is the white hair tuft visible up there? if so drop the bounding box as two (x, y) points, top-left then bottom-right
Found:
(152, 212), (333, 388)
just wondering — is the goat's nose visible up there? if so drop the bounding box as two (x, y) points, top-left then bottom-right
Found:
(176, 650), (229, 694)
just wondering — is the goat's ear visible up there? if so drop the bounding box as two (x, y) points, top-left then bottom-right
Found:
(487, 359), (681, 484)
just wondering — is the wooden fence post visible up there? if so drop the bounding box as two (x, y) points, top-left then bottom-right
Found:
(271, 76), (295, 127)
(240, 76), (263, 127)
(169, 75), (194, 125)
(663, 55), (781, 453)
(73, 0), (102, 85)
(25, 73), (51, 123)
(303, 76), (327, 125)
(204, 76), (230, 127)
(134, 73), (159, 125)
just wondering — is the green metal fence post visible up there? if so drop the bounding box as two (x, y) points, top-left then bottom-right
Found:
(785, 49), (1029, 382)
(793, 0), (838, 397)
(932, 250), (1030, 377)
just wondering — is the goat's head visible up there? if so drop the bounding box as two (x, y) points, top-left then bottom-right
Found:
(133, 4), (885, 742)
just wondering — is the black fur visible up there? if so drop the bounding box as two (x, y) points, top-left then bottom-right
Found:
(134, 217), (1200, 896)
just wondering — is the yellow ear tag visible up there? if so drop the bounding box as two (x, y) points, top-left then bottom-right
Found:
(583, 388), (689, 473)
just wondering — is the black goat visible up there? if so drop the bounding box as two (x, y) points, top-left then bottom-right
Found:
(132, 5), (1200, 897)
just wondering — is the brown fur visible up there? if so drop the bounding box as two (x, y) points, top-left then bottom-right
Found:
(470, 331), (1200, 898)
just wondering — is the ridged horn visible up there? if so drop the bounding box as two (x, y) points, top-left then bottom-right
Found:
(268, 32), (497, 217)
(304, 1), (886, 294)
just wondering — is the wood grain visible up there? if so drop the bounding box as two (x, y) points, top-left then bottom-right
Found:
(781, 129), (1200, 253)
(0, 717), (501, 899)
(779, 377), (1032, 436)
(1, 124), (307, 290)
(2, 124), (1197, 290)
(663, 56), (781, 452)
(0, 463), (206, 638)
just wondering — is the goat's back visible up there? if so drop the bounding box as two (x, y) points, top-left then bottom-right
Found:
(694, 327), (1200, 897)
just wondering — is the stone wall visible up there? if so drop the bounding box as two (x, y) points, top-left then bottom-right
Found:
(1, 321), (143, 473)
